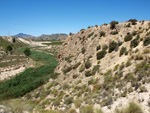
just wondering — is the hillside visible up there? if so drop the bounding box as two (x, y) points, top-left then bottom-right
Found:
(13, 33), (35, 39)
(1, 20), (150, 113)
(20, 20), (150, 113)
(36, 33), (68, 40)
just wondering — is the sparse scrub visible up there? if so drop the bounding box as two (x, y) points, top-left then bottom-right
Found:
(85, 60), (92, 69)
(110, 21), (119, 29)
(97, 45), (101, 51)
(124, 33), (133, 42)
(79, 64), (85, 72)
(126, 23), (131, 27)
(64, 97), (73, 105)
(143, 36), (150, 46)
(62, 66), (72, 74)
(85, 70), (92, 77)
(96, 50), (107, 60)
(110, 30), (118, 35)
(102, 44), (108, 50)
(88, 32), (94, 38)
(128, 19), (137, 25)
(108, 41), (118, 53)
(100, 31), (105, 37)
(80, 105), (94, 113)
(143, 48), (150, 54)
(82, 47), (86, 54)
(119, 47), (126, 57)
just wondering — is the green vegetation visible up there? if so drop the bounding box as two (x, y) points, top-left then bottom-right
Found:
(82, 47), (86, 54)
(119, 47), (126, 57)
(128, 19), (137, 25)
(23, 48), (31, 56)
(100, 31), (105, 37)
(130, 35), (140, 48)
(97, 45), (101, 51)
(42, 41), (63, 45)
(115, 102), (143, 113)
(0, 50), (58, 100)
(124, 33), (133, 42)
(6, 45), (13, 52)
(110, 21), (119, 29)
(88, 32), (94, 38)
(97, 50), (107, 60)
(143, 36), (150, 46)
(108, 41), (118, 53)
(85, 60), (92, 69)
(110, 30), (118, 35)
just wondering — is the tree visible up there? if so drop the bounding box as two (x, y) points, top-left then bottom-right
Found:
(24, 48), (31, 56)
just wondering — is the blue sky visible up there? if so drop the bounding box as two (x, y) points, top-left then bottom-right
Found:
(0, 0), (149, 36)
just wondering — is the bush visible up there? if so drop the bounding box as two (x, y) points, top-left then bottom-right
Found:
(128, 19), (137, 25)
(110, 21), (119, 29)
(96, 45), (101, 51)
(85, 70), (92, 77)
(85, 60), (91, 69)
(79, 64), (85, 72)
(119, 47), (126, 57)
(6, 45), (13, 52)
(124, 33), (133, 42)
(125, 102), (143, 113)
(82, 47), (86, 54)
(96, 50), (107, 60)
(108, 41), (118, 53)
(110, 30), (118, 35)
(88, 32), (94, 38)
(62, 66), (72, 74)
(126, 23), (131, 27)
(130, 37), (140, 48)
(102, 44), (108, 50)
(64, 97), (73, 105)
(132, 31), (137, 36)
(143, 36), (150, 46)
(80, 105), (94, 113)
(23, 48), (31, 56)
(100, 31), (105, 37)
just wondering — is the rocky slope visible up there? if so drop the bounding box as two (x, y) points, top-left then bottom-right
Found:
(21, 20), (150, 113)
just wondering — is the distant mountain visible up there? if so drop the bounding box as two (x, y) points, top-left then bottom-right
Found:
(13, 33), (35, 38)
(36, 33), (68, 40)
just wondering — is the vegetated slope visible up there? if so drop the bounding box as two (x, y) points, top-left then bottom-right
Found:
(20, 20), (150, 113)
(0, 49), (58, 100)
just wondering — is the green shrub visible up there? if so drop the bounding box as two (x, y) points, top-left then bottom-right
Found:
(73, 62), (81, 69)
(91, 65), (100, 75)
(132, 31), (137, 36)
(110, 21), (119, 29)
(85, 60), (92, 69)
(79, 64), (85, 72)
(97, 45), (101, 51)
(130, 38), (139, 48)
(128, 19), (137, 25)
(82, 47), (86, 54)
(126, 60), (131, 67)
(62, 66), (72, 74)
(96, 50), (107, 60)
(119, 47), (126, 57)
(88, 32), (94, 37)
(100, 31), (105, 37)
(126, 23), (131, 27)
(80, 105), (94, 113)
(6, 45), (13, 52)
(85, 70), (92, 77)
(124, 33), (133, 42)
(102, 44), (108, 50)
(64, 97), (73, 105)
(23, 48), (31, 56)
(108, 41), (118, 53)
(126, 102), (143, 113)
(110, 30), (118, 35)
(143, 36), (150, 46)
